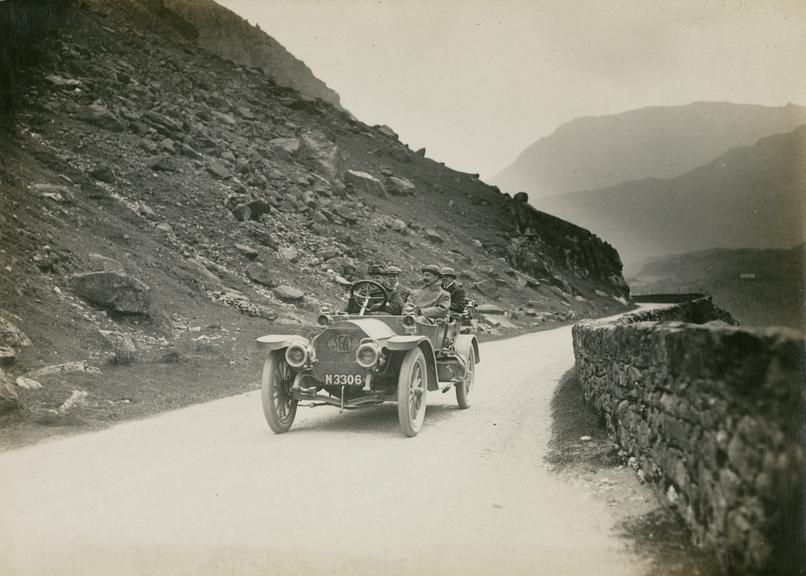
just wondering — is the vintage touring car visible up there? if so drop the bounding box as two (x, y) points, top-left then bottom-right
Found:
(257, 280), (480, 437)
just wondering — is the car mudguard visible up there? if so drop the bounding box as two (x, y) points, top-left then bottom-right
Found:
(387, 336), (439, 391)
(454, 334), (480, 364)
(256, 334), (308, 353)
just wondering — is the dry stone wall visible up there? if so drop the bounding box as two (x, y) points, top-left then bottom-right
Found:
(572, 299), (805, 575)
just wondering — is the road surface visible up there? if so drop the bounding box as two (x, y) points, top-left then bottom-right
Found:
(0, 321), (656, 576)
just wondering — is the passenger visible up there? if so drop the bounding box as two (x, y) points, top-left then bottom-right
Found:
(383, 265), (410, 307)
(404, 264), (451, 321)
(440, 267), (466, 313)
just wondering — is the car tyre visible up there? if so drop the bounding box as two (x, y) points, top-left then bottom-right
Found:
(397, 348), (428, 437)
(262, 351), (298, 433)
(455, 346), (475, 409)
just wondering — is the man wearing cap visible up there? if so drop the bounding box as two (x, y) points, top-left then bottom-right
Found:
(441, 267), (466, 313)
(383, 265), (411, 306)
(404, 264), (451, 320)
(347, 263), (400, 314)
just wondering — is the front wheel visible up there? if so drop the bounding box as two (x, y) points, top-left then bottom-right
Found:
(261, 351), (298, 433)
(397, 348), (428, 437)
(455, 346), (475, 409)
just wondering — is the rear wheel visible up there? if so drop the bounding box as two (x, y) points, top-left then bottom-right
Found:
(397, 348), (428, 437)
(261, 351), (298, 433)
(455, 346), (475, 409)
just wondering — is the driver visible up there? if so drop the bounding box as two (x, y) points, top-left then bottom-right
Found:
(404, 264), (451, 320)
(346, 264), (404, 314)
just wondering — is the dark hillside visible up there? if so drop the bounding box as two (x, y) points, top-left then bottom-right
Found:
(0, 0), (628, 442)
(535, 125), (806, 266)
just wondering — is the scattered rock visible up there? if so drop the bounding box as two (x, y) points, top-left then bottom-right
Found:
(0, 369), (20, 414)
(90, 164), (115, 183)
(15, 376), (42, 390)
(335, 206), (358, 224)
(155, 223), (173, 233)
(209, 288), (276, 319)
(424, 229), (444, 243)
(146, 154), (177, 172)
(78, 102), (125, 131)
(235, 243), (259, 259)
(0, 314), (32, 349)
(32, 183), (72, 202)
(273, 285), (304, 302)
(296, 130), (344, 179)
(246, 263), (277, 287)
(69, 271), (151, 314)
(45, 74), (81, 87)
(0, 346), (15, 366)
(26, 361), (103, 378)
(386, 176), (415, 196)
(344, 170), (386, 196)
(56, 390), (89, 414)
(390, 218), (407, 232)
(514, 191), (529, 203)
(415, 147), (426, 157)
(375, 124), (398, 139)
(278, 246), (300, 262)
(471, 239), (483, 249)
(207, 159), (231, 179)
(99, 331), (137, 365)
(267, 137), (300, 159)
(88, 253), (125, 272)
(477, 303), (505, 315)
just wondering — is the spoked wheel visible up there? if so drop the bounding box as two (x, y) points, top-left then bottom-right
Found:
(261, 351), (298, 433)
(455, 346), (475, 409)
(397, 348), (428, 437)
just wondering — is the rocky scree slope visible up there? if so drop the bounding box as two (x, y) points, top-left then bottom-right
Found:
(158, 0), (343, 110)
(0, 0), (628, 437)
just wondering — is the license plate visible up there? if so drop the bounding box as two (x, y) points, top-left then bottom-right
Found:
(324, 374), (363, 386)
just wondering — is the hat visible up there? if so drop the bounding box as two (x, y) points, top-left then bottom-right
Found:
(421, 264), (442, 276)
(441, 266), (457, 278)
(385, 265), (402, 275)
(369, 264), (386, 275)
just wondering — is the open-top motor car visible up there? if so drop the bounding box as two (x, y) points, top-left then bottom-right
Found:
(257, 279), (479, 437)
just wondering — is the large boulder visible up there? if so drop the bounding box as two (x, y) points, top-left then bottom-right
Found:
(0, 368), (20, 414)
(88, 253), (125, 272)
(344, 170), (386, 196)
(78, 102), (125, 131)
(267, 137), (300, 159)
(246, 263), (278, 287)
(296, 131), (344, 179)
(0, 314), (32, 349)
(69, 271), (151, 314)
(273, 285), (305, 302)
(386, 176), (415, 196)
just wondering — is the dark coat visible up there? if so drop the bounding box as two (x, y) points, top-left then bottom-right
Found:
(443, 281), (466, 313)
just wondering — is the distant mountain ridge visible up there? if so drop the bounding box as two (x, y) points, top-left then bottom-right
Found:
(533, 124), (806, 266)
(160, 0), (343, 110)
(492, 102), (806, 197)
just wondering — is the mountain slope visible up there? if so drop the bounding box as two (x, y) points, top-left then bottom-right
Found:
(492, 102), (806, 197)
(534, 125), (806, 266)
(628, 246), (805, 331)
(158, 0), (342, 109)
(0, 0), (628, 432)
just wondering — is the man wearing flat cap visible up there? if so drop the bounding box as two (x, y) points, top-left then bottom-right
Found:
(404, 264), (451, 320)
(440, 267), (466, 313)
(347, 263), (403, 314)
(383, 265), (411, 306)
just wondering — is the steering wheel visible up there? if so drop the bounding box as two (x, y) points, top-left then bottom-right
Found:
(350, 280), (389, 315)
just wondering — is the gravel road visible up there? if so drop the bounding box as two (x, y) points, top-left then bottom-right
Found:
(0, 322), (656, 576)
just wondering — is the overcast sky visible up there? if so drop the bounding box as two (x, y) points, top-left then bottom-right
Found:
(218, 0), (806, 179)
